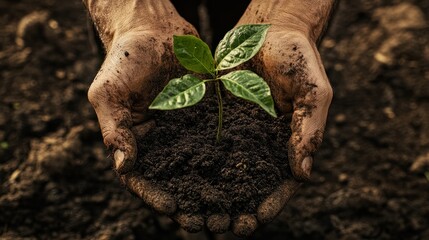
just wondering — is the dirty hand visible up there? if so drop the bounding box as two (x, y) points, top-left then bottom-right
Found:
(230, 0), (336, 236)
(84, 0), (202, 222)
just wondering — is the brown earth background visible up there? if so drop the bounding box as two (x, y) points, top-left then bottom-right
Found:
(1, 0), (429, 239)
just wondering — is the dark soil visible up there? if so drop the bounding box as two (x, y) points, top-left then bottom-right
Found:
(1, 0), (429, 239)
(136, 94), (291, 217)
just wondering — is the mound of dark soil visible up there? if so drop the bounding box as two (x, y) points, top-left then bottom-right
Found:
(135, 93), (292, 217)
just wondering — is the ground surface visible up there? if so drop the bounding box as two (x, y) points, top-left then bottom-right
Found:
(1, 0), (428, 239)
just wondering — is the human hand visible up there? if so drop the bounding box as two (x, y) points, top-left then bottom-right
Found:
(229, 0), (335, 236)
(85, 0), (203, 220)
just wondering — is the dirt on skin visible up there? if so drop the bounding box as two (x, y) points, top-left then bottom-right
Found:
(136, 94), (291, 218)
(1, 0), (429, 239)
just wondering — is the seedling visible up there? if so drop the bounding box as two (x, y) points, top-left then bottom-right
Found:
(149, 24), (276, 142)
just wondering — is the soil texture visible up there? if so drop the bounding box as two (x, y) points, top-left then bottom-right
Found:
(137, 95), (291, 218)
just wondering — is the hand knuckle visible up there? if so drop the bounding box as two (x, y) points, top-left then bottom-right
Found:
(87, 82), (105, 106)
(317, 84), (333, 102)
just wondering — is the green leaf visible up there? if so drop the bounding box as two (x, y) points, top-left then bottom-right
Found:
(220, 70), (277, 117)
(0, 141), (9, 150)
(215, 24), (270, 71)
(149, 74), (206, 110)
(174, 35), (215, 75)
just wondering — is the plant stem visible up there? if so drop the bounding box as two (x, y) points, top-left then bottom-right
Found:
(215, 80), (223, 143)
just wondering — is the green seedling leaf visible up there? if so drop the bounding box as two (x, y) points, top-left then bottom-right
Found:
(0, 141), (9, 150)
(215, 24), (270, 71)
(220, 70), (277, 117)
(149, 24), (273, 141)
(149, 74), (206, 110)
(425, 172), (429, 182)
(174, 35), (215, 75)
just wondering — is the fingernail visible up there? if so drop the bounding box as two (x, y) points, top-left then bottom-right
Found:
(114, 150), (125, 170)
(301, 156), (313, 175)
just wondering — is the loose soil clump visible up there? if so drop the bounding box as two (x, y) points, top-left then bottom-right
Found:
(136, 93), (292, 217)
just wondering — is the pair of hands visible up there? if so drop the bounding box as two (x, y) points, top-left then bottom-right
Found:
(85, 0), (333, 236)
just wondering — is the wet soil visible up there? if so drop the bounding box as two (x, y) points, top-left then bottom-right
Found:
(136, 95), (291, 218)
(1, 0), (429, 239)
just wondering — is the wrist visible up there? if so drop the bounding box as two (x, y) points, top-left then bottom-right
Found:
(242, 0), (337, 43)
(83, 0), (177, 49)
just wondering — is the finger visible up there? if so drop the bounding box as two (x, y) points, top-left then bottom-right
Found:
(88, 68), (136, 174)
(97, 106), (136, 174)
(206, 214), (230, 234)
(119, 121), (155, 174)
(232, 214), (258, 237)
(174, 213), (204, 233)
(110, 129), (135, 174)
(288, 42), (333, 181)
(120, 172), (176, 215)
(257, 179), (301, 224)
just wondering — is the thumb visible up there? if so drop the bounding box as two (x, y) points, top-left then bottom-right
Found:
(88, 72), (136, 174)
(288, 44), (333, 181)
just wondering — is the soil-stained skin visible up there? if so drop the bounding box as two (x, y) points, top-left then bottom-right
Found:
(235, 0), (335, 183)
(86, 4), (199, 174)
(247, 31), (331, 181)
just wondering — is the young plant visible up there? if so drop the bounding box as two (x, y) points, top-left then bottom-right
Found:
(149, 24), (277, 142)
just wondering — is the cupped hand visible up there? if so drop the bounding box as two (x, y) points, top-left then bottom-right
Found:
(85, 0), (212, 228)
(249, 28), (333, 181)
(229, 1), (334, 236)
